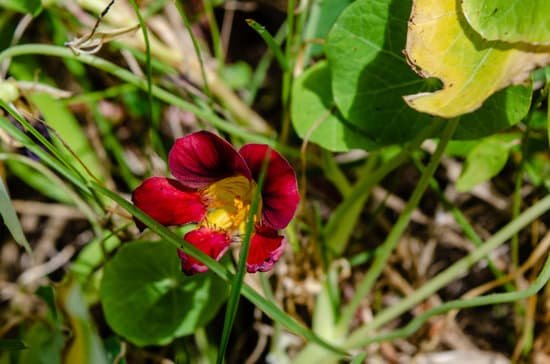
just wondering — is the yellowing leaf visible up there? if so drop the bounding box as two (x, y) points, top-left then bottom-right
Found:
(404, 0), (550, 118)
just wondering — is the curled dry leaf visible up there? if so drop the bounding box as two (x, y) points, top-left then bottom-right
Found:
(404, 0), (550, 118)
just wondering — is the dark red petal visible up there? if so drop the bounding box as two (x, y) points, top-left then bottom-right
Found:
(239, 144), (299, 229)
(132, 177), (206, 230)
(246, 226), (285, 273)
(178, 227), (231, 274)
(168, 131), (251, 189)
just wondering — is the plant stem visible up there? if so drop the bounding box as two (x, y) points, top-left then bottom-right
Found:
(412, 156), (514, 291)
(175, 1), (212, 101)
(217, 153), (269, 363)
(0, 45), (294, 155)
(345, 192), (550, 349)
(279, 0), (296, 143)
(338, 117), (459, 332)
(203, 0), (224, 66)
(352, 246), (550, 348)
(325, 124), (438, 257)
(128, 0), (166, 159)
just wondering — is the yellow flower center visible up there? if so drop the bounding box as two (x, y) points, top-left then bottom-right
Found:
(201, 175), (258, 234)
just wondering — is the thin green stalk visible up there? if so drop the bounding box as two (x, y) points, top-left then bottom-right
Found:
(512, 128), (530, 269)
(412, 156), (514, 291)
(128, 0), (166, 159)
(0, 45), (299, 157)
(217, 153), (270, 363)
(174, 1), (212, 101)
(280, 0), (296, 143)
(91, 108), (141, 189)
(1, 101), (83, 182)
(245, 22), (287, 105)
(0, 153), (100, 233)
(203, 0), (223, 65)
(353, 247), (550, 347)
(0, 104), (93, 196)
(64, 84), (136, 104)
(246, 19), (288, 71)
(322, 150), (351, 197)
(325, 124), (438, 257)
(346, 192), (550, 348)
(91, 182), (349, 357)
(339, 118), (460, 331)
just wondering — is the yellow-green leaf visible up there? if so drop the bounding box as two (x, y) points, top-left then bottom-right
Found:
(404, 0), (550, 118)
(462, 0), (550, 45)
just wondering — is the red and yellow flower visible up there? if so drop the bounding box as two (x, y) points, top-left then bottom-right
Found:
(132, 131), (300, 274)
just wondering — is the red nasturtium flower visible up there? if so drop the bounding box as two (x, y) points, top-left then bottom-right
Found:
(132, 131), (299, 274)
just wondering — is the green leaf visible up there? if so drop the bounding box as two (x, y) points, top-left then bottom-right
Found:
(291, 61), (378, 151)
(326, 0), (434, 146)
(462, 0), (550, 45)
(404, 0), (550, 118)
(28, 93), (107, 182)
(71, 234), (121, 286)
(0, 178), (31, 253)
(456, 135), (519, 192)
(304, 0), (353, 58)
(219, 61), (253, 90)
(100, 240), (229, 346)
(0, 0), (42, 16)
(452, 85), (532, 140)
(6, 159), (72, 203)
(19, 323), (64, 363)
(0, 339), (27, 351)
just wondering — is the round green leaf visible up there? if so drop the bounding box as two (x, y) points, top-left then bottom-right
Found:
(291, 61), (378, 151)
(456, 135), (518, 192)
(326, 0), (434, 146)
(451, 84), (532, 140)
(100, 240), (228, 346)
(462, 0), (550, 45)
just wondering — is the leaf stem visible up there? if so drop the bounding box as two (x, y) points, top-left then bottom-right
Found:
(338, 117), (459, 331)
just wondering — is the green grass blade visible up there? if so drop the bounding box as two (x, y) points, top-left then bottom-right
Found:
(324, 124), (437, 257)
(339, 117), (459, 331)
(0, 153), (100, 231)
(0, 339), (27, 351)
(203, 0), (223, 65)
(128, 0), (166, 159)
(0, 45), (299, 157)
(246, 19), (288, 71)
(174, 1), (212, 100)
(0, 115), (92, 199)
(0, 177), (31, 253)
(346, 192), (550, 349)
(0, 99), (88, 185)
(354, 248), (550, 346)
(217, 153), (270, 363)
(90, 182), (349, 358)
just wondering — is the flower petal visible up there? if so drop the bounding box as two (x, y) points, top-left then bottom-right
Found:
(168, 131), (251, 189)
(179, 227), (231, 274)
(239, 144), (299, 229)
(246, 226), (285, 273)
(132, 177), (206, 230)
